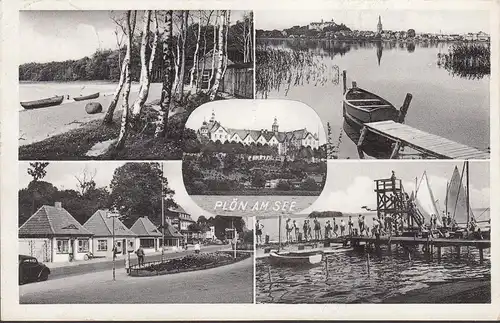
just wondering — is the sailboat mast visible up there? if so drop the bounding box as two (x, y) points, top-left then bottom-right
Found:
(445, 181), (449, 215)
(466, 161), (470, 226)
(278, 215), (282, 252)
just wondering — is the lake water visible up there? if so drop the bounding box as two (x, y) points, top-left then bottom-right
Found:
(256, 246), (490, 303)
(256, 40), (490, 159)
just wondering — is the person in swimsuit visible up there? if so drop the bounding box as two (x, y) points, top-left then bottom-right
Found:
(285, 219), (292, 243)
(255, 220), (264, 245)
(340, 219), (346, 236)
(348, 216), (354, 236)
(332, 218), (339, 237)
(358, 214), (364, 236)
(314, 218), (322, 240)
(307, 220), (313, 240)
(324, 220), (332, 239)
(303, 220), (309, 242)
(293, 220), (299, 242)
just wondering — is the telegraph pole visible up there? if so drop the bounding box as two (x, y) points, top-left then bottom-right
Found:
(161, 163), (165, 262)
(107, 211), (121, 281)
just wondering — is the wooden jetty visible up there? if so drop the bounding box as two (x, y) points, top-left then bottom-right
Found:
(349, 235), (490, 264)
(357, 120), (490, 159)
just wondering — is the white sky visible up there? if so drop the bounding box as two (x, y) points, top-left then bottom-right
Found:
(18, 161), (210, 221)
(185, 99), (326, 144)
(255, 10), (490, 34)
(19, 10), (249, 64)
(303, 161), (490, 214)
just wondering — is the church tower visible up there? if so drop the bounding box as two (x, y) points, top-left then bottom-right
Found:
(209, 109), (216, 124)
(272, 117), (279, 133)
(377, 15), (383, 35)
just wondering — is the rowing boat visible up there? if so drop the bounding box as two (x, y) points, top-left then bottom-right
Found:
(20, 95), (64, 110)
(268, 250), (323, 266)
(73, 92), (100, 101)
(343, 85), (400, 124)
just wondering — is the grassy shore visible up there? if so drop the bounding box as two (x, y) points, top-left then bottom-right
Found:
(382, 278), (490, 303)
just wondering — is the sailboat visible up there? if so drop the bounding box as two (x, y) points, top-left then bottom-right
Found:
(414, 171), (443, 227)
(445, 163), (475, 227)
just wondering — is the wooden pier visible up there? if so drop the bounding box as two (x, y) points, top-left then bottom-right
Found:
(349, 235), (490, 263)
(358, 120), (490, 159)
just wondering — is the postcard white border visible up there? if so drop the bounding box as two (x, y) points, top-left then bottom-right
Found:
(1, 0), (499, 320)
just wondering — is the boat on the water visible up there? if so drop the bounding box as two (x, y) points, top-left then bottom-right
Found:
(269, 250), (323, 266)
(343, 86), (400, 124)
(20, 95), (64, 110)
(73, 92), (100, 101)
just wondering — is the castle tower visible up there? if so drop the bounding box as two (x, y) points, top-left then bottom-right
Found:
(272, 117), (279, 133)
(377, 15), (383, 35)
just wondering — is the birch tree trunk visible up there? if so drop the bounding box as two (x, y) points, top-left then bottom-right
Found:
(155, 10), (174, 138)
(188, 12), (202, 92)
(115, 11), (134, 149)
(103, 11), (136, 125)
(147, 11), (159, 77)
(172, 37), (180, 96)
(197, 11), (212, 91)
(131, 10), (152, 122)
(209, 11), (226, 101)
(208, 10), (218, 87)
(178, 10), (188, 101)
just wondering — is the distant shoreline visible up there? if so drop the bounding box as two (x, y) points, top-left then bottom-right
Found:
(257, 37), (490, 43)
(192, 190), (322, 196)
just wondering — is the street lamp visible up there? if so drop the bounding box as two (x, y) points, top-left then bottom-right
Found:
(107, 211), (122, 281)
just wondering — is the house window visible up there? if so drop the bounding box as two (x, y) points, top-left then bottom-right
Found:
(140, 238), (155, 248)
(97, 239), (108, 251)
(56, 239), (69, 254)
(78, 239), (89, 253)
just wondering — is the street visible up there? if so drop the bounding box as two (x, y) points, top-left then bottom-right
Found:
(20, 256), (253, 304)
(47, 245), (226, 280)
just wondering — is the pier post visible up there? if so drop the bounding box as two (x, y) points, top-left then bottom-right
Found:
(398, 93), (413, 123)
(357, 127), (368, 159)
(389, 141), (402, 159)
(342, 70), (347, 94)
(479, 248), (484, 264)
(456, 246), (461, 259)
(437, 246), (441, 262)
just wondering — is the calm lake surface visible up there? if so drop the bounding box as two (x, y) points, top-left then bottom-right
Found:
(256, 247), (490, 303)
(257, 39), (490, 159)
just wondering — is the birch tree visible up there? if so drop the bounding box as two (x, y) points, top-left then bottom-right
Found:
(155, 10), (174, 137)
(198, 11), (213, 90)
(209, 10), (227, 101)
(188, 11), (202, 92)
(208, 10), (219, 87)
(115, 11), (135, 149)
(130, 10), (153, 123)
(178, 11), (189, 100)
(103, 11), (137, 125)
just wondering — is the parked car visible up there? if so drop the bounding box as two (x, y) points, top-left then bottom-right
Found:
(19, 255), (50, 285)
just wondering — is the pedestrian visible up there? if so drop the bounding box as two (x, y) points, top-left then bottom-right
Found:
(340, 219), (346, 237)
(391, 170), (397, 193)
(255, 219), (264, 246)
(135, 246), (145, 267)
(348, 216), (354, 236)
(285, 219), (293, 243)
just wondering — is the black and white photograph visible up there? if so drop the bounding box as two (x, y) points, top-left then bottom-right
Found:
(17, 161), (254, 304)
(256, 10), (491, 159)
(182, 99), (327, 197)
(18, 10), (254, 160)
(256, 161), (491, 304)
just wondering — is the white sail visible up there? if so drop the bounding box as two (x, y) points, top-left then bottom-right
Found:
(446, 166), (475, 225)
(415, 171), (443, 226)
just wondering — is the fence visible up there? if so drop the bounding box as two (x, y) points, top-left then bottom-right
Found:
(220, 66), (254, 99)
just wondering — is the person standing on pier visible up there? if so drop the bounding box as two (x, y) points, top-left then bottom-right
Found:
(293, 220), (300, 242)
(340, 219), (346, 237)
(255, 220), (264, 246)
(348, 216), (354, 236)
(333, 218), (339, 237)
(358, 214), (365, 236)
(307, 220), (313, 240)
(325, 220), (332, 239)
(314, 217), (322, 240)
(285, 219), (293, 243)
(303, 220), (309, 242)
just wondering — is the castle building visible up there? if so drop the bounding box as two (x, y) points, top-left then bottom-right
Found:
(309, 19), (337, 31)
(377, 16), (383, 35)
(198, 111), (320, 156)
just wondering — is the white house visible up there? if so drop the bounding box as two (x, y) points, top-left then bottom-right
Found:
(19, 202), (93, 263)
(129, 216), (162, 254)
(83, 210), (137, 258)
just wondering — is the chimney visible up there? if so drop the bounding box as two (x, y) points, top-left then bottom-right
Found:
(54, 202), (62, 208)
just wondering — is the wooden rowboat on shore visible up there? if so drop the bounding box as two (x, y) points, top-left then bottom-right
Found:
(73, 92), (100, 101)
(269, 250), (323, 266)
(20, 95), (64, 110)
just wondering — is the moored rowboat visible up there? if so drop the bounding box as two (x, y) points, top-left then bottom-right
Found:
(269, 250), (323, 266)
(73, 92), (100, 101)
(20, 95), (64, 110)
(343, 85), (400, 124)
